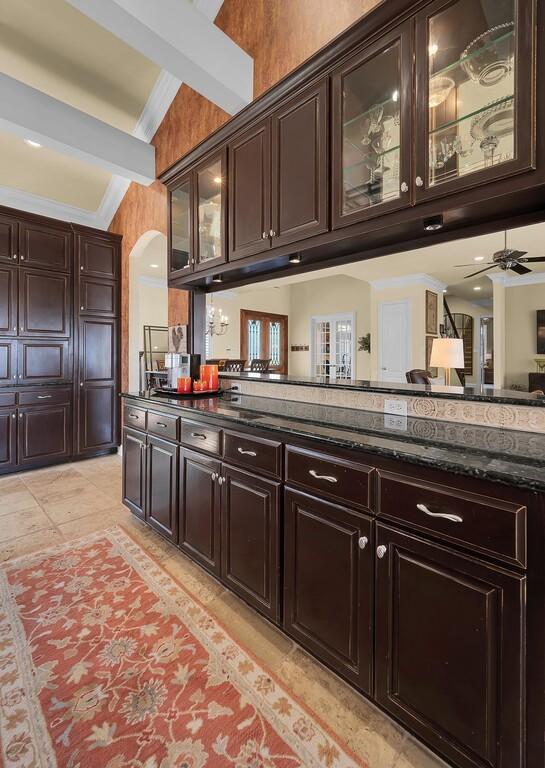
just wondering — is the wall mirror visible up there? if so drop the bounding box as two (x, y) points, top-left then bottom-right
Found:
(205, 220), (545, 400)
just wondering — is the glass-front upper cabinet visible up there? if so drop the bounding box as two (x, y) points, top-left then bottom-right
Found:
(170, 175), (193, 277)
(415, 0), (535, 200)
(194, 149), (227, 272)
(332, 23), (413, 229)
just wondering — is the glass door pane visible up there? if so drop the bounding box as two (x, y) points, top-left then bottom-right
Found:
(313, 320), (332, 377)
(171, 180), (191, 272)
(341, 41), (401, 215)
(269, 321), (281, 369)
(196, 156), (224, 267)
(427, 0), (515, 187)
(334, 318), (353, 380)
(247, 319), (262, 362)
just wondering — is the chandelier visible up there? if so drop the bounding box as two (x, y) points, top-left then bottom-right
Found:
(206, 300), (229, 336)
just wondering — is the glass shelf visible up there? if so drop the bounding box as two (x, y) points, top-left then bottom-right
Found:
(343, 94), (399, 129)
(429, 94), (514, 136)
(343, 144), (400, 172)
(431, 29), (514, 88)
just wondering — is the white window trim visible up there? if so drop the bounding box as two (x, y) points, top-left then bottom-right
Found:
(310, 312), (356, 379)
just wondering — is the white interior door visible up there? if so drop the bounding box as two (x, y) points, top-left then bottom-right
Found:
(311, 313), (355, 380)
(379, 300), (411, 382)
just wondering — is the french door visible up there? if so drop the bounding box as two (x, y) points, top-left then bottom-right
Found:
(311, 313), (355, 380)
(240, 309), (288, 373)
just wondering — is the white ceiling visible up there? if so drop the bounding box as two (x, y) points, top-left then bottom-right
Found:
(0, 0), (237, 229)
(235, 221), (545, 303)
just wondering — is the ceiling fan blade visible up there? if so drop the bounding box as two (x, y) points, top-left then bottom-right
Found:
(510, 263), (532, 275)
(522, 256), (545, 263)
(454, 262), (493, 267)
(509, 250), (528, 260)
(464, 265), (497, 279)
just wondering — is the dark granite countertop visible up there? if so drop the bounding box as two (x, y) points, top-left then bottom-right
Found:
(122, 390), (545, 493)
(219, 371), (545, 407)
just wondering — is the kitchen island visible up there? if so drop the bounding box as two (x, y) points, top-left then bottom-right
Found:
(121, 390), (545, 768)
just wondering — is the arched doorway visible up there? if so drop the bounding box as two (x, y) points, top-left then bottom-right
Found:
(128, 230), (168, 392)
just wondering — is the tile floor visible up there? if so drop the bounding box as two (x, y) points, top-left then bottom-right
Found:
(0, 454), (450, 768)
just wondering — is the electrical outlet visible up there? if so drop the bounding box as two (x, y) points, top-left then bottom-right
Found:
(384, 414), (408, 431)
(384, 398), (408, 417)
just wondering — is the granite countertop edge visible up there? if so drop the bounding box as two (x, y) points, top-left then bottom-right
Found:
(122, 391), (545, 494)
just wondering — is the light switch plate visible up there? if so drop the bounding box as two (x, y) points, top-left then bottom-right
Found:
(384, 398), (408, 417)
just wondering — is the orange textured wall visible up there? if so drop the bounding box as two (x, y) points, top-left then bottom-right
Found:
(110, 0), (380, 389)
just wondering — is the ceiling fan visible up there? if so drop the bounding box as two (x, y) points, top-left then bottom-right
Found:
(455, 231), (545, 279)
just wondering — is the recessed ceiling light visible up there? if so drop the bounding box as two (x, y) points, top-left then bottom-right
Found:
(473, 286), (482, 291)
(24, 139), (41, 148)
(149, 263), (159, 269)
(474, 256), (485, 262)
(442, 289), (447, 294)
(212, 274), (223, 283)
(289, 253), (302, 264)
(424, 215), (443, 231)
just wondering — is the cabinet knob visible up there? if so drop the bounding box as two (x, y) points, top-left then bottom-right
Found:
(218, 476), (223, 486)
(12, 326), (16, 331)
(20, 255), (24, 261)
(211, 472), (217, 481)
(12, 254), (17, 260)
(270, 229), (276, 238)
(262, 232), (267, 239)
(80, 382), (83, 387)
(80, 306), (84, 311)
(11, 413), (15, 419)
(358, 536), (368, 550)
(415, 176), (424, 188)
(376, 545), (387, 559)
(400, 181), (408, 193)
(81, 266), (84, 270)
(18, 413), (22, 419)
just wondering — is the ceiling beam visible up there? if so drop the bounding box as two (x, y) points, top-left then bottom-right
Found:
(65, 0), (253, 115)
(0, 74), (156, 186)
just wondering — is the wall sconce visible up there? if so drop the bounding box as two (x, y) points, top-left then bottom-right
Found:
(358, 333), (371, 353)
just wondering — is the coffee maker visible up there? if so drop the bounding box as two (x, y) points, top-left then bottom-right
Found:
(164, 353), (201, 389)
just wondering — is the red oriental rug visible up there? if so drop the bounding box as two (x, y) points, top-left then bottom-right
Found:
(0, 526), (364, 768)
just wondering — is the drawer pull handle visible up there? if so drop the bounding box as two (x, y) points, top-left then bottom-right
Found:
(309, 469), (338, 483)
(238, 447), (257, 456)
(37, 395), (52, 399)
(129, 414), (139, 419)
(156, 422), (168, 428)
(358, 536), (368, 550)
(417, 503), (463, 523)
(191, 432), (207, 440)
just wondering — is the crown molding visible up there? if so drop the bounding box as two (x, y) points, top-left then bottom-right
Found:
(0, 184), (98, 227)
(132, 70), (182, 143)
(370, 273), (447, 293)
(488, 271), (545, 287)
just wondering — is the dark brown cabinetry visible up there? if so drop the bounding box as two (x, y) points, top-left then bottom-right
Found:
(284, 488), (373, 692)
(179, 448), (221, 575)
(122, 426), (147, 519)
(0, 409), (16, 469)
(221, 464), (280, 620)
(0, 206), (121, 475)
(147, 435), (178, 541)
(375, 523), (525, 768)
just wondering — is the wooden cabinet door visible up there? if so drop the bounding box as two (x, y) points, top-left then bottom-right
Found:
(0, 409), (17, 471)
(146, 435), (178, 541)
(271, 79), (329, 248)
(0, 265), (17, 336)
(17, 339), (70, 384)
(0, 340), (17, 387)
(284, 488), (373, 693)
(228, 121), (271, 260)
(19, 221), (71, 272)
(414, 0), (535, 204)
(19, 268), (71, 337)
(221, 464), (281, 621)
(122, 427), (147, 519)
(78, 278), (117, 317)
(169, 174), (194, 278)
(0, 214), (18, 264)
(76, 318), (118, 455)
(194, 148), (227, 272)
(179, 448), (221, 575)
(17, 404), (71, 466)
(331, 22), (413, 229)
(77, 233), (119, 279)
(375, 523), (525, 768)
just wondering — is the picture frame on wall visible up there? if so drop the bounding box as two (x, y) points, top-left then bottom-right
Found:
(538, 310), (545, 354)
(426, 290), (438, 335)
(426, 335), (438, 378)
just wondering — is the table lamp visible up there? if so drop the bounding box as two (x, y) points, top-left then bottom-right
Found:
(430, 338), (464, 386)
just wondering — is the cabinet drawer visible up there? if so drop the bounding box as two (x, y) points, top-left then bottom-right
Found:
(224, 429), (281, 478)
(147, 410), (179, 441)
(0, 392), (16, 407)
(181, 419), (221, 455)
(377, 470), (527, 568)
(285, 445), (374, 511)
(123, 403), (147, 430)
(18, 387), (71, 406)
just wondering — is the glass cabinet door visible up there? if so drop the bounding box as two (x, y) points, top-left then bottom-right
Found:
(416, 0), (534, 199)
(195, 150), (226, 271)
(332, 24), (412, 229)
(170, 176), (192, 275)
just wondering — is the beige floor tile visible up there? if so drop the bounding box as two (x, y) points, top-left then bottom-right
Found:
(392, 740), (452, 768)
(0, 507), (51, 543)
(206, 589), (293, 672)
(0, 476), (27, 493)
(43, 489), (125, 525)
(278, 648), (405, 768)
(27, 475), (98, 505)
(0, 487), (40, 515)
(0, 526), (64, 563)
(58, 504), (132, 539)
(163, 553), (227, 603)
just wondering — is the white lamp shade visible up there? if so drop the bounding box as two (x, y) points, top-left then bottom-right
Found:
(430, 338), (465, 369)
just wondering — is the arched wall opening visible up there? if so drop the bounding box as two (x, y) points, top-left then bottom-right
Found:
(128, 230), (168, 392)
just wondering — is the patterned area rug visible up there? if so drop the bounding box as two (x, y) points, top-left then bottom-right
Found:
(0, 526), (364, 767)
